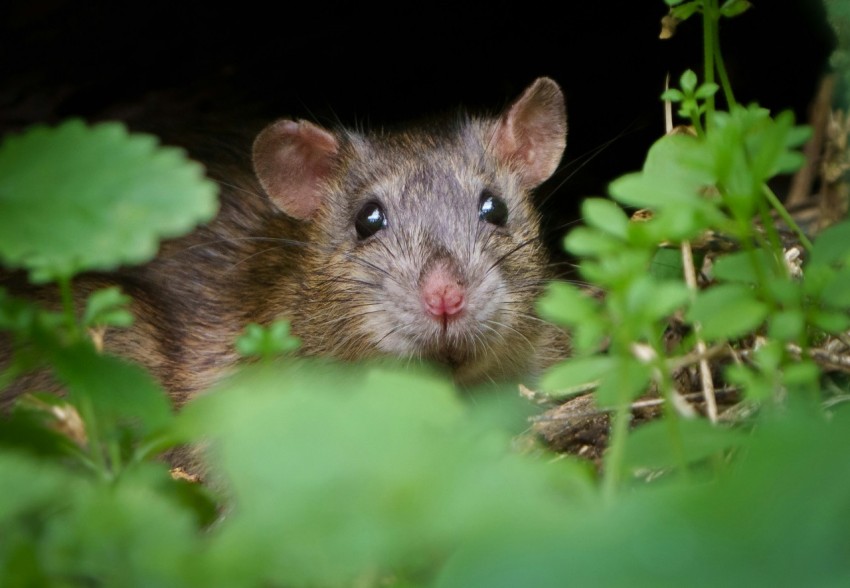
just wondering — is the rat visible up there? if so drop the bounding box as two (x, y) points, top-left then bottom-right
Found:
(1, 77), (569, 407)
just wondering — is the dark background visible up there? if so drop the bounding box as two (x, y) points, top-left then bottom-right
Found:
(0, 0), (836, 262)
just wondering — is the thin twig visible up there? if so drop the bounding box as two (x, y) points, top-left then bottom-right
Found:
(529, 387), (741, 424)
(681, 241), (718, 422)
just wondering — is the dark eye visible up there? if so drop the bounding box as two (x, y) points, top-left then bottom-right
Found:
(354, 201), (387, 239)
(478, 190), (508, 226)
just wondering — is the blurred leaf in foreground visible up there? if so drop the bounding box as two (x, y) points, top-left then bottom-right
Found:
(181, 361), (593, 587)
(0, 120), (218, 283)
(437, 408), (850, 588)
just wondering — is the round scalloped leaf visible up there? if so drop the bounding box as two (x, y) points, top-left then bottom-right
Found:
(0, 120), (219, 283)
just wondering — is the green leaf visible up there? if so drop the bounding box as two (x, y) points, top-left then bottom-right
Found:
(720, 0), (752, 18)
(0, 288), (41, 333)
(40, 466), (204, 586)
(578, 248), (653, 288)
(680, 69), (698, 93)
(541, 356), (615, 395)
(671, 1), (700, 20)
(661, 89), (685, 102)
(594, 357), (652, 406)
(687, 284), (769, 341)
(183, 363), (589, 586)
(782, 360), (820, 395)
(0, 120), (219, 283)
(608, 134), (715, 210)
(768, 310), (805, 342)
(810, 220), (850, 268)
(623, 418), (745, 472)
(632, 278), (690, 322)
(725, 363), (773, 401)
(711, 249), (777, 284)
(564, 227), (624, 257)
(82, 287), (133, 329)
(809, 310), (850, 334)
(581, 198), (629, 239)
(695, 83), (720, 100)
(649, 247), (685, 280)
(437, 410), (850, 587)
(536, 281), (601, 327)
(47, 341), (173, 438)
(235, 320), (301, 359)
(820, 269), (850, 308)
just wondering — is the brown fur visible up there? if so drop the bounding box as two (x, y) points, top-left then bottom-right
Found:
(1, 78), (569, 408)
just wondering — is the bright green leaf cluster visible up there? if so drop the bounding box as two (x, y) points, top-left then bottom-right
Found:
(235, 320), (301, 359)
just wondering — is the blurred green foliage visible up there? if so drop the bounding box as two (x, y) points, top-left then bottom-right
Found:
(2, 3), (850, 586)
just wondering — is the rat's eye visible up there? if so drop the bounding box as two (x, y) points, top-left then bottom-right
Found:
(478, 190), (508, 226)
(355, 201), (388, 239)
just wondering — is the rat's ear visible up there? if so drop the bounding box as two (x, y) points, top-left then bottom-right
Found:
(252, 119), (340, 220)
(490, 77), (567, 189)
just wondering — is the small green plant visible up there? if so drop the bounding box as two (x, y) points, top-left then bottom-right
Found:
(0, 120), (218, 480)
(2, 3), (850, 586)
(235, 320), (302, 360)
(539, 0), (850, 498)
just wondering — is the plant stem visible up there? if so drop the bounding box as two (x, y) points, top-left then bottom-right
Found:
(79, 395), (110, 481)
(762, 184), (814, 251)
(656, 363), (691, 477)
(702, 0), (718, 125)
(690, 110), (706, 137)
(681, 240), (718, 422)
(713, 20), (737, 108)
(602, 400), (631, 503)
(57, 274), (80, 341)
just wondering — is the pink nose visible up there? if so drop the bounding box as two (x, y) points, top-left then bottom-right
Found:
(421, 266), (466, 319)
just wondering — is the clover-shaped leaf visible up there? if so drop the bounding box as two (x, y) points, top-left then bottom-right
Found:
(0, 120), (219, 283)
(236, 321), (302, 360)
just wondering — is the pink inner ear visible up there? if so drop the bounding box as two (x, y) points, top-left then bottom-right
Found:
(492, 77), (567, 189)
(252, 119), (340, 220)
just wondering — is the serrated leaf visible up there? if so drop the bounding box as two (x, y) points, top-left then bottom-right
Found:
(687, 284), (769, 341)
(581, 198), (629, 239)
(0, 120), (219, 283)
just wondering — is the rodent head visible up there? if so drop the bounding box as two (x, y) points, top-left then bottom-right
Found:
(252, 78), (567, 385)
